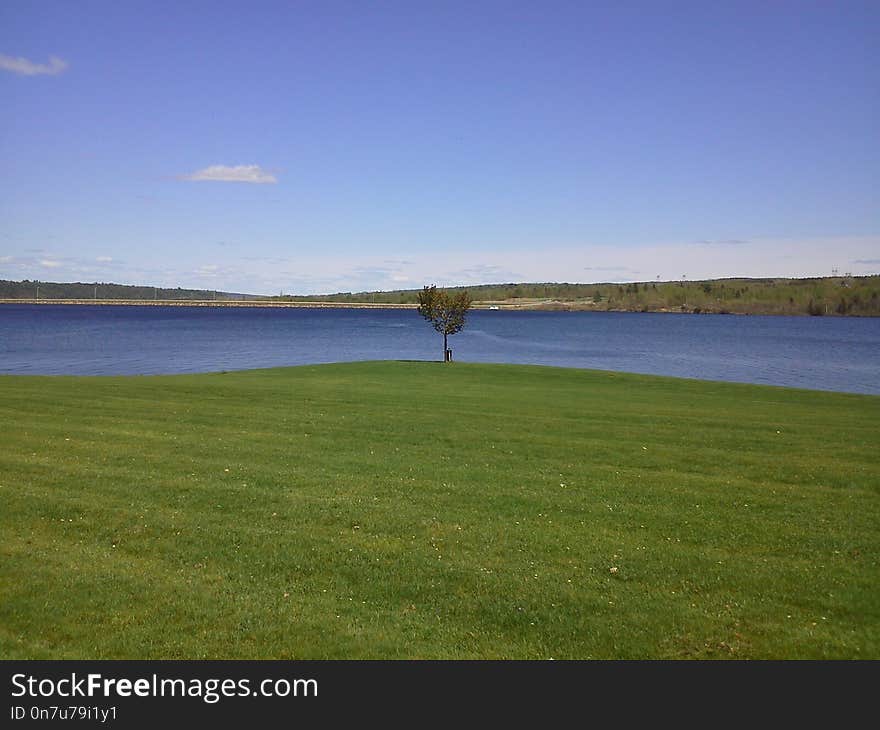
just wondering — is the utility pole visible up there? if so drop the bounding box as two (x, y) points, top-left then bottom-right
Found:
(94, 285), (98, 300)
(35, 281), (39, 299)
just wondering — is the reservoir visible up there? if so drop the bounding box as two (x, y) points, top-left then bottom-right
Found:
(1, 304), (878, 395)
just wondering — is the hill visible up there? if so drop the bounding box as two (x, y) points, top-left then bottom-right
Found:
(0, 279), (260, 302)
(277, 275), (880, 316)
(3, 275), (879, 316)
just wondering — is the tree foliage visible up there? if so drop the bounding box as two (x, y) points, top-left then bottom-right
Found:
(0, 279), (256, 301)
(417, 285), (472, 360)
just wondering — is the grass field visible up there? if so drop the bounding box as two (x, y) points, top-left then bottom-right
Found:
(1, 361), (878, 659)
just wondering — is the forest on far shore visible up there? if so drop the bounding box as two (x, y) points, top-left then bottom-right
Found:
(2, 275), (879, 316)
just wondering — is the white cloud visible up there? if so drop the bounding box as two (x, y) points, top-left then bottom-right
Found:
(0, 54), (68, 76)
(39, 259), (62, 268)
(181, 164), (277, 184)
(193, 264), (226, 278)
(96, 256), (113, 263)
(583, 266), (639, 272)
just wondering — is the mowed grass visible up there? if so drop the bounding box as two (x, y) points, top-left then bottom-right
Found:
(1, 361), (878, 659)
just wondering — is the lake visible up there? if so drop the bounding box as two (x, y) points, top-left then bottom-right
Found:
(1, 304), (879, 395)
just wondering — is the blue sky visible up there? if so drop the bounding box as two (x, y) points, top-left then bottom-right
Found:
(1, 1), (878, 294)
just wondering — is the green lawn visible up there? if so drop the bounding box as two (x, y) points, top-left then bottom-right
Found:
(1, 361), (877, 659)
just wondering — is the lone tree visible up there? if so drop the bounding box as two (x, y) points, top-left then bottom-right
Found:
(417, 285), (472, 361)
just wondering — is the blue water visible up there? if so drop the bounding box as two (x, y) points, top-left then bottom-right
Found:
(1, 304), (879, 395)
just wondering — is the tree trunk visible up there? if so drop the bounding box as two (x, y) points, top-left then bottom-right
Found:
(443, 331), (448, 362)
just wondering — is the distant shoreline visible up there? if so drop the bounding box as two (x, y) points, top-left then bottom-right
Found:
(4, 274), (878, 316)
(2, 298), (879, 316)
(0, 298), (724, 313)
(0, 298), (419, 309)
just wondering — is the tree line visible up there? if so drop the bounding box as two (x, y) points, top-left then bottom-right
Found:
(3, 275), (878, 316)
(278, 275), (880, 316)
(0, 280), (256, 301)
